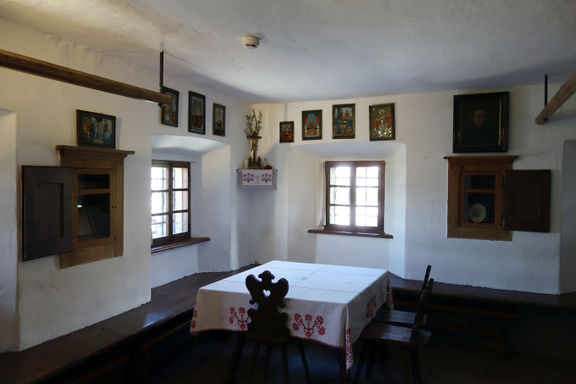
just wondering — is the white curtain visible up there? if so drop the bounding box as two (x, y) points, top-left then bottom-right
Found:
(315, 162), (326, 226)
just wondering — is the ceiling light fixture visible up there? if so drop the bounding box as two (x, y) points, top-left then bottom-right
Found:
(242, 35), (260, 49)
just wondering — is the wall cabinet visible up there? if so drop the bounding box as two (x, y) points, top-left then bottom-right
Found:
(56, 145), (134, 267)
(445, 156), (550, 241)
(21, 146), (134, 266)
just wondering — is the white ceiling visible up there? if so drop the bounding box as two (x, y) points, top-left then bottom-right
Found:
(1, 0), (575, 102)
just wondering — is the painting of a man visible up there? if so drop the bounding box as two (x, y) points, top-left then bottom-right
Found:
(453, 92), (509, 153)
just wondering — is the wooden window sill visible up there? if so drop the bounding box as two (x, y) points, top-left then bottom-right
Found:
(308, 229), (393, 239)
(151, 237), (211, 253)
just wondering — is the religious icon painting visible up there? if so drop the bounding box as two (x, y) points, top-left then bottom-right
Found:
(213, 103), (225, 136)
(332, 104), (355, 139)
(188, 91), (205, 134)
(160, 86), (179, 127)
(302, 110), (322, 140)
(279, 121), (294, 143)
(369, 103), (395, 141)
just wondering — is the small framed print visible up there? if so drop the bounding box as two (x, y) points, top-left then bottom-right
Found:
(332, 104), (355, 139)
(453, 92), (509, 153)
(160, 86), (179, 127)
(188, 91), (205, 134)
(369, 103), (395, 141)
(213, 103), (226, 136)
(279, 121), (294, 143)
(76, 109), (116, 148)
(302, 110), (322, 140)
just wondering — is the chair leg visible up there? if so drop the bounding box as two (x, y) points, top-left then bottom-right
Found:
(281, 343), (289, 384)
(409, 347), (423, 384)
(225, 333), (245, 384)
(297, 339), (311, 384)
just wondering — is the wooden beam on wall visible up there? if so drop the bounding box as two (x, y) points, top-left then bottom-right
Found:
(535, 70), (576, 125)
(0, 48), (172, 106)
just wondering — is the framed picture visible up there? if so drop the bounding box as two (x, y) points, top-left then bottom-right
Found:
(188, 91), (205, 134)
(213, 103), (226, 136)
(160, 86), (179, 127)
(453, 92), (509, 153)
(369, 103), (395, 141)
(332, 104), (355, 139)
(302, 110), (322, 140)
(76, 109), (116, 148)
(279, 121), (294, 143)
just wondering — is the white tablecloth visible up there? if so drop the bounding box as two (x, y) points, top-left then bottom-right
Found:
(190, 260), (390, 369)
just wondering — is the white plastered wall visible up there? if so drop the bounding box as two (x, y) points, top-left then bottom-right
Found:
(253, 84), (576, 294)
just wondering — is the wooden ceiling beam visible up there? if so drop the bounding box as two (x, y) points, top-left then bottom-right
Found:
(0, 48), (172, 106)
(535, 70), (576, 125)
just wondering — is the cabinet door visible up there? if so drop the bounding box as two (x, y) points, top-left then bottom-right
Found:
(22, 166), (73, 260)
(503, 170), (551, 232)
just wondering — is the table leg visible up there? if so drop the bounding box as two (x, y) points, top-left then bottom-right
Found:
(338, 349), (351, 384)
(224, 332), (246, 384)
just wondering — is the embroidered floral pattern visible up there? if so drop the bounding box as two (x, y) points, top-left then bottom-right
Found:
(229, 307), (249, 330)
(345, 328), (353, 368)
(366, 295), (378, 318)
(242, 172), (255, 184)
(292, 313), (326, 338)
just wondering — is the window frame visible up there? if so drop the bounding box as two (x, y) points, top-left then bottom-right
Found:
(322, 160), (387, 236)
(151, 160), (191, 248)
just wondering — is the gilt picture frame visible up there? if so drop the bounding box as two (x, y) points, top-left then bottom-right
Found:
(453, 92), (509, 153)
(369, 103), (395, 141)
(188, 91), (205, 134)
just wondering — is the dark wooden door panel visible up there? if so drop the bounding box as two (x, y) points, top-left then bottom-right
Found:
(504, 170), (551, 232)
(22, 166), (73, 260)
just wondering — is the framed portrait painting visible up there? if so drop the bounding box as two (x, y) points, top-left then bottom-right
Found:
(76, 109), (116, 148)
(188, 91), (205, 134)
(369, 103), (395, 141)
(332, 104), (355, 139)
(213, 103), (226, 136)
(279, 121), (294, 143)
(302, 110), (322, 140)
(160, 86), (179, 127)
(453, 92), (509, 153)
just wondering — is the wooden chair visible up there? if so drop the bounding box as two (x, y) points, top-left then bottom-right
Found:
(373, 265), (431, 327)
(226, 270), (311, 384)
(354, 278), (435, 384)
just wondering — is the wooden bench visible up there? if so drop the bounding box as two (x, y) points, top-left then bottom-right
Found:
(0, 266), (254, 384)
(389, 273), (576, 350)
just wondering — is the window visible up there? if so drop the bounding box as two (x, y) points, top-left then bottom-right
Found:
(151, 160), (190, 247)
(313, 160), (390, 237)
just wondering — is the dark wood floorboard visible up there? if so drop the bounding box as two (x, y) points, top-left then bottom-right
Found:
(151, 332), (576, 384)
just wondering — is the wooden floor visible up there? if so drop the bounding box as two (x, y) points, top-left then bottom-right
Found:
(151, 331), (576, 384)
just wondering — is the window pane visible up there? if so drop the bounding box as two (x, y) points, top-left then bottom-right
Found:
(356, 187), (379, 206)
(356, 166), (379, 187)
(330, 186), (350, 205)
(330, 205), (350, 225)
(151, 191), (168, 214)
(151, 166), (167, 190)
(356, 207), (379, 227)
(173, 167), (189, 189)
(330, 166), (351, 186)
(464, 193), (495, 224)
(173, 212), (188, 234)
(152, 215), (168, 239)
(464, 175), (495, 189)
(173, 191), (189, 211)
